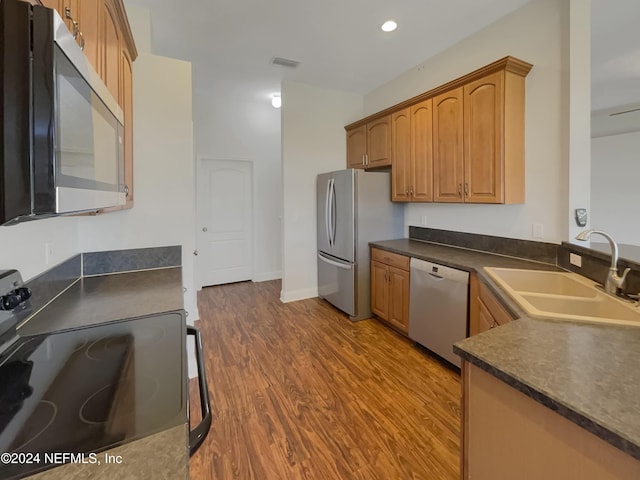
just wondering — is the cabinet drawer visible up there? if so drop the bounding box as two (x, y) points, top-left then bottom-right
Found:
(371, 248), (410, 271)
(479, 281), (514, 326)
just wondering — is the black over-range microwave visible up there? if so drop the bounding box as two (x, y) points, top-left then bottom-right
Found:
(0, 0), (125, 226)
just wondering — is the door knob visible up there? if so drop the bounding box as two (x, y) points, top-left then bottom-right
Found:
(202, 227), (208, 232)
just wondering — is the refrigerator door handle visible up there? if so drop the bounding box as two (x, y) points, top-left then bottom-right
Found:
(325, 178), (333, 246)
(318, 253), (352, 270)
(330, 179), (337, 246)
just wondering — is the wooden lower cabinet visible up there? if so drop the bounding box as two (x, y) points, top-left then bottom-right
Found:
(462, 362), (640, 479)
(469, 273), (514, 336)
(370, 248), (410, 334)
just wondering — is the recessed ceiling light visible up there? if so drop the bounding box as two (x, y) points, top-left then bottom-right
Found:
(271, 94), (281, 109)
(381, 20), (397, 32)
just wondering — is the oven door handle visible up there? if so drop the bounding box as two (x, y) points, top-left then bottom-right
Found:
(187, 325), (212, 457)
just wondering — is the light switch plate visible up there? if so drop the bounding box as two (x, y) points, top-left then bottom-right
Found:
(575, 208), (588, 227)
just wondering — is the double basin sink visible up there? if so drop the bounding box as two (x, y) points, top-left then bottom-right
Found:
(484, 268), (640, 326)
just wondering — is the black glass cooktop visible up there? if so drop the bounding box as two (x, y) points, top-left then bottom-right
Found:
(0, 312), (187, 479)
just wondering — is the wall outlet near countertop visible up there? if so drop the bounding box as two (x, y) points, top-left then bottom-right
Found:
(420, 215), (428, 226)
(532, 223), (544, 239)
(570, 253), (582, 267)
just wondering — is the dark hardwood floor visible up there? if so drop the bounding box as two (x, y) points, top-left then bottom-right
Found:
(189, 280), (460, 479)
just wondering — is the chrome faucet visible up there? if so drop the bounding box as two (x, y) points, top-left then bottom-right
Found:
(575, 229), (631, 295)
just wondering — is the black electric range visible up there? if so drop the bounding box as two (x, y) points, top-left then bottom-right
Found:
(0, 310), (188, 479)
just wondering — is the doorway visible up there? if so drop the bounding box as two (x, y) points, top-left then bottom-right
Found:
(197, 159), (253, 286)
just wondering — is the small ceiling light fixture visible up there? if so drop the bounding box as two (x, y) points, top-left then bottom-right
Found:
(271, 94), (282, 109)
(381, 20), (397, 32)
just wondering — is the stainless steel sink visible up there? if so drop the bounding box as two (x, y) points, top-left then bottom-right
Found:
(484, 267), (640, 326)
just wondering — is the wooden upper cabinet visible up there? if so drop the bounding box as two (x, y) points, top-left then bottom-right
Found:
(391, 108), (411, 201)
(464, 71), (504, 203)
(346, 116), (391, 169)
(77, 0), (100, 73)
(345, 56), (531, 204)
(433, 87), (464, 203)
(102, 0), (121, 103)
(347, 125), (367, 169)
(366, 115), (391, 168)
(410, 98), (433, 202)
(121, 48), (134, 208)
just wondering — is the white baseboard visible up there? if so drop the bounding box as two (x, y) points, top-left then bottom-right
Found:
(253, 270), (282, 282)
(280, 287), (318, 303)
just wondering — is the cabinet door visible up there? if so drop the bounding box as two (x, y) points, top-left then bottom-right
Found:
(77, 0), (100, 73)
(464, 71), (504, 203)
(121, 48), (134, 208)
(411, 98), (434, 202)
(102, 0), (121, 103)
(391, 108), (411, 201)
(433, 88), (464, 202)
(476, 299), (496, 335)
(347, 125), (367, 169)
(366, 115), (391, 168)
(371, 261), (389, 320)
(388, 266), (410, 333)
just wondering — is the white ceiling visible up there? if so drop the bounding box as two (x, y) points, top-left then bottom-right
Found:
(125, 0), (530, 103)
(125, 0), (640, 115)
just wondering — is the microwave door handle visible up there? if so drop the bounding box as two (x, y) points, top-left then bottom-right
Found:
(325, 179), (332, 246)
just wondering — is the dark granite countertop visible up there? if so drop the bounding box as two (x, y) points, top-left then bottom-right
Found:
(12, 266), (188, 479)
(17, 267), (184, 336)
(371, 238), (640, 461)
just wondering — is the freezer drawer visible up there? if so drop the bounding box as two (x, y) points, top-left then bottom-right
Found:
(317, 253), (356, 316)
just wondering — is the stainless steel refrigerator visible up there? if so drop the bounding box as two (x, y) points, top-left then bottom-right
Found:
(317, 169), (403, 321)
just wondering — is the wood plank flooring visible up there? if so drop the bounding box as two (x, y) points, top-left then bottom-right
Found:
(189, 280), (460, 480)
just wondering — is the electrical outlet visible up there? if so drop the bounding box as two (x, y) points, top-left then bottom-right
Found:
(420, 215), (428, 226)
(532, 223), (544, 239)
(570, 253), (582, 268)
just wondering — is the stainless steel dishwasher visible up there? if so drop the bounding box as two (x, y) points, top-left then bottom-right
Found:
(409, 258), (469, 368)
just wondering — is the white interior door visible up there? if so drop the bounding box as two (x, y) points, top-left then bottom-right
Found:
(198, 159), (253, 286)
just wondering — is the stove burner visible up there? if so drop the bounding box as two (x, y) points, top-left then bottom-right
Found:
(11, 400), (57, 452)
(79, 375), (161, 426)
(85, 326), (165, 361)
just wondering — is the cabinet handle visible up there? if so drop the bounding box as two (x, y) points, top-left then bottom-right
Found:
(64, 7), (80, 39)
(78, 30), (85, 51)
(410, 186), (414, 196)
(457, 184), (463, 198)
(464, 183), (469, 197)
(405, 188), (409, 196)
(365, 154), (369, 166)
(124, 185), (130, 196)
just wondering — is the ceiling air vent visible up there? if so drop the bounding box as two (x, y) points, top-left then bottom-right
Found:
(271, 57), (300, 69)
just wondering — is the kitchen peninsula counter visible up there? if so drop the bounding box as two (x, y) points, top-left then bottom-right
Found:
(371, 238), (640, 462)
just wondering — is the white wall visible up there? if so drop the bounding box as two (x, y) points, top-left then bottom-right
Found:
(280, 81), (363, 302)
(0, 217), (79, 281)
(365, 0), (572, 243)
(193, 92), (282, 282)
(591, 131), (640, 244)
(78, 6), (198, 322)
(567, 0), (591, 240)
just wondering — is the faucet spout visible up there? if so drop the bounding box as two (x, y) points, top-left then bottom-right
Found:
(574, 229), (628, 295)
